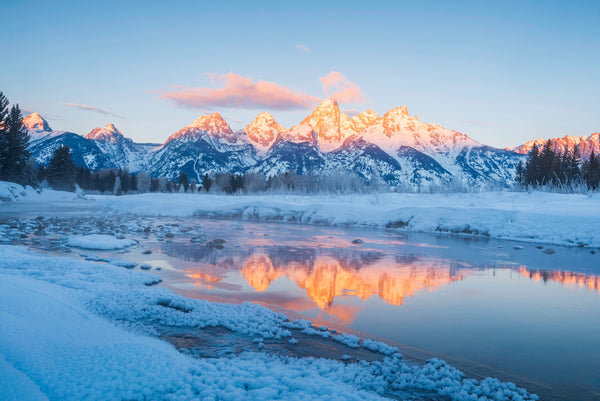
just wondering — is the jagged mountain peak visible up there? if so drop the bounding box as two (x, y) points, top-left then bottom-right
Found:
(245, 112), (286, 149)
(513, 133), (600, 160)
(302, 97), (354, 152)
(23, 112), (52, 132)
(351, 109), (381, 132)
(166, 112), (235, 144)
(190, 112), (227, 128)
(85, 123), (124, 143)
(275, 123), (317, 145)
(383, 106), (410, 121)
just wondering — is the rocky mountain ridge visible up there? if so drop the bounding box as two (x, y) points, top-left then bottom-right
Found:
(23, 100), (550, 189)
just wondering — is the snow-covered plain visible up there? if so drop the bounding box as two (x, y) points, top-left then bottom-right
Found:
(88, 191), (600, 248)
(0, 245), (538, 400)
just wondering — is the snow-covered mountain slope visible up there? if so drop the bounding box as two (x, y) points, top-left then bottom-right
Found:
(84, 124), (158, 171)
(29, 132), (113, 170)
(85, 123), (124, 142)
(513, 133), (600, 160)
(23, 113), (66, 143)
(28, 117), (158, 172)
(149, 113), (256, 181)
(250, 136), (325, 177)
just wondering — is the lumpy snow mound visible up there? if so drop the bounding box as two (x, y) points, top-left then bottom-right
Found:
(67, 234), (136, 250)
(0, 181), (82, 203)
(0, 245), (538, 401)
(91, 191), (600, 247)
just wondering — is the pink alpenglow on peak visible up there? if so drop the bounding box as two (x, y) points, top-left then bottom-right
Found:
(350, 109), (381, 132)
(85, 123), (125, 143)
(300, 98), (355, 152)
(513, 134), (600, 160)
(165, 112), (237, 144)
(245, 112), (287, 149)
(23, 112), (52, 132)
(357, 105), (479, 155)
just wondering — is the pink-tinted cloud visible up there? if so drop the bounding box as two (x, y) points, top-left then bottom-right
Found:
(296, 44), (310, 52)
(159, 73), (321, 110)
(320, 71), (363, 104)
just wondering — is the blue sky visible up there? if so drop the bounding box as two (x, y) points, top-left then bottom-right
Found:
(2, 0), (598, 147)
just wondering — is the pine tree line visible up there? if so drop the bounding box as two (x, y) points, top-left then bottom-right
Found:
(515, 140), (600, 189)
(0, 92), (32, 184)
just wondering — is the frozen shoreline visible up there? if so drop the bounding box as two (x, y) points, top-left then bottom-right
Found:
(2, 179), (600, 247)
(2, 180), (599, 248)
(86, 191), (600, 248)
(0, 245), (538, 400)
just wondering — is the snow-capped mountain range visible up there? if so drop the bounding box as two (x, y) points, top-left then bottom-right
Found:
(512, 134), (600, 160)
(24, 99), (549, 188)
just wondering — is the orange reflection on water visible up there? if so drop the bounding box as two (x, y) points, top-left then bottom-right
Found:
(241, 254), (468, 309)
(518, 267), (600, 292)
(186, 272), (223, 289)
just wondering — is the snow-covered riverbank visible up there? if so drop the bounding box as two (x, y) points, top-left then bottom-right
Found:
(2, 180), (599, 248)
(0, 245), (538, 400)
(88, 191), (600, 248)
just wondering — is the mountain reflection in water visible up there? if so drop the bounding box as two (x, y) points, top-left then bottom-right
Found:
(162, 241), (600, 322)
(163, 242), (474, 317)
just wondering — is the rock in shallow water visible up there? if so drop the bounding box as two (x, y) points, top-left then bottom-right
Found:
(207, 239), (226, 249)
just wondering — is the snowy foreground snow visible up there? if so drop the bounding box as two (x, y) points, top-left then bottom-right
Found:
(88, 191), (600, 248)
(0, 181), (82, 203)
(0, 245), (538, 401)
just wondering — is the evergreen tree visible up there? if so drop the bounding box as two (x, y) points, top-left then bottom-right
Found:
(202, 174), (212, 192)
(524, 145), (540, 186)
(0, 104), (30, 183)
(47, 145), (77, 191)
(0, 92), (9, 174)
(129, 172), (137, 193)
(150, 177), (159, 192)
(178, 171), (189, 192)
(583, 151), (600, 189)
(568, 145), (582, 183)
(539, 140), (556, 185)
(515, 160), (524, 186)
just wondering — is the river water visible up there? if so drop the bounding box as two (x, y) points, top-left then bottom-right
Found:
(1, 210), (598, 400)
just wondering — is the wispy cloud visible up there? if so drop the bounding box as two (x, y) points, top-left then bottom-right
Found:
(62, 103), (123, 119)
(459, 120), (487, 126)
(158, 73), (321, 110)
(320, 71), (363, 104)
(296, 44), (310, 52)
